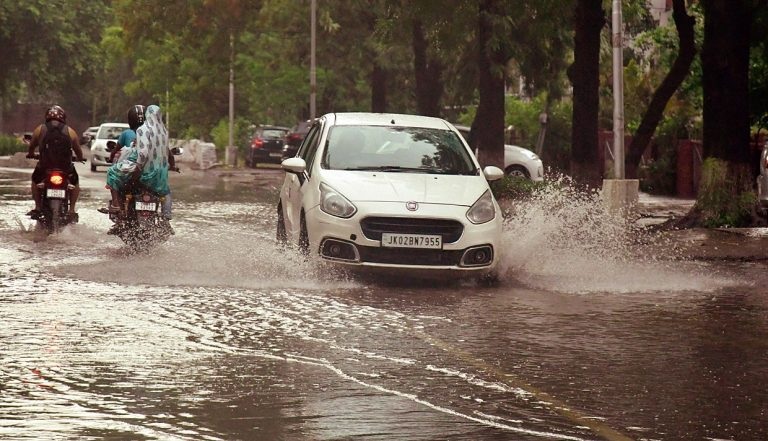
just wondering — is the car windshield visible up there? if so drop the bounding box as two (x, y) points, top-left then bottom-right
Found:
(260, 129), (287, 139)
(97, 125), (127, 140)
(322, 125), (477, 175)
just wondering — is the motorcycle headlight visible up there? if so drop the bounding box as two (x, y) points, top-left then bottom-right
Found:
(320, 182), (357, 218)
(466, 190), (496, 224)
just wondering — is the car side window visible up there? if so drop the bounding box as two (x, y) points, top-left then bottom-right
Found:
(300, 123), (323, 177)
(297, 124), (319, 160)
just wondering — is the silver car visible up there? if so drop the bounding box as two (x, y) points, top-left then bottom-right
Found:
(758, 141), (768, 213)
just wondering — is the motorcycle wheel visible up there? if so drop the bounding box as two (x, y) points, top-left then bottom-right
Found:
(49, 199), (62, 233)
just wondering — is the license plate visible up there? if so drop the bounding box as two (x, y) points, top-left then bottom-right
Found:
(135, 201), (157, 211)
(381, 233), (442, 249)
(269, 152), (283, 158)
(46, 189), (65, 198)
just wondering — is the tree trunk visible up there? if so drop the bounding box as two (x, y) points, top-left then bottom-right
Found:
(371, 63), (388, 113)
(677, 0), (754, 227)
(626, 0), (696, 179)
(471, 0), (506, 169)
(567, 0), (605, 188)
(412, 19), (443, 117)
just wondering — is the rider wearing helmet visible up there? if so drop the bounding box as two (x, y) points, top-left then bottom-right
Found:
(110, 104), (145, 163)
(26, 105), (84, 221)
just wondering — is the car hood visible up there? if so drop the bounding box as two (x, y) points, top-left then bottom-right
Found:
(321, 171), (488, 206)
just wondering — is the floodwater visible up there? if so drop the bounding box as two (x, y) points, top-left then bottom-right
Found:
(1, 165), (767, 441)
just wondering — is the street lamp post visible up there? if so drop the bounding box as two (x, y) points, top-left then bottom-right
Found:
(612, 0), (625, 179)
(310, 0), (316, 120)
(602, 0), (639, 214)
(226, 32), (236, 167)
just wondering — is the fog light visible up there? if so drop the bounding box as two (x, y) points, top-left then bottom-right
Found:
(460, 245), (493, 267)
(320, 239), (360, 262)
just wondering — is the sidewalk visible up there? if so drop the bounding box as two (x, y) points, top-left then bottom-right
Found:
(636, 193), (768, 261)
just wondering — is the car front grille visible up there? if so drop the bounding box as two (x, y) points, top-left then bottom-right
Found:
(357, 246), (463, 266)
(360, 217), (464, 243)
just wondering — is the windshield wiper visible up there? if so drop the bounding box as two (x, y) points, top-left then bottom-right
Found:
(343, 166), (425, 172)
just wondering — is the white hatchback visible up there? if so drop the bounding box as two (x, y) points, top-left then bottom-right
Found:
(90, 123), (129, 172)
(277, 112), (504, 279)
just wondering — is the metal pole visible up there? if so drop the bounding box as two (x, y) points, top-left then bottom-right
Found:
(310, 0), (317, 120)
(227, 32), (235, 166)
(612, 0), (625, 179)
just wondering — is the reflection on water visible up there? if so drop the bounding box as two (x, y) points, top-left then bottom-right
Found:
(1, 168), (766, 440)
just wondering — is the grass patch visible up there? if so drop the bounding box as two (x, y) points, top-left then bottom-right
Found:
(0, 135), (25, 156)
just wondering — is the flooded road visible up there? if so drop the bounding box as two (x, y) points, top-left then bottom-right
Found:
(1, 164), (767, 440)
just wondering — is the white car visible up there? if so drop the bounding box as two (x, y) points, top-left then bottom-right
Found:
(758, 141), (768, 213)
(81, 126), (99, 147)
(277, 112), (504, 280)
(90, 123), (129, 171)
(454, 125), (544, 181)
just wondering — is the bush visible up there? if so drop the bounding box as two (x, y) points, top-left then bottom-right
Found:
(210, 117), (253, 160)
(0, 135), (25, 156)
(638, 143), (677, 195)
(490, 176), (550, 201)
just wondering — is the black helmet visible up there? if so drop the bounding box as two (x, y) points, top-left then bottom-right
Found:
(127, 104), (146, 131)
(45, 105), (66, 123)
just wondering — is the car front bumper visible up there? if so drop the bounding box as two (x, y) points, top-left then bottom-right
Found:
(305, 201), (502, 276)
(91, 148), (112, 166)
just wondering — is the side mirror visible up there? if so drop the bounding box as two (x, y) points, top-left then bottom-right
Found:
(106, 140), (117, 152)
(282, 157), (307, 174)
(171, 147), (183, 155)
(482, 165), (504, 181)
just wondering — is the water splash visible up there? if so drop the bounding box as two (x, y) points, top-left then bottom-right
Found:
(497, 176), (732, 294)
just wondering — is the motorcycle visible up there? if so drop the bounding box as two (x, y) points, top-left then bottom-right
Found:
(102, 141), (178, 251)
(28, 155), (78, 234)
(106, 184), (174, 251)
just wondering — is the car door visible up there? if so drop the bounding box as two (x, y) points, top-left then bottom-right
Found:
(284, 121), (322, 241)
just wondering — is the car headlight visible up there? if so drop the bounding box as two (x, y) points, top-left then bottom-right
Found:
(320, 182), (357, 218)
(466, 190), (495, 224)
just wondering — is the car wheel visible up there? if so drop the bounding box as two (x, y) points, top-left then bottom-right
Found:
(299, 212), (309, 256)
(90, 162), (97, 172)
(276, 203), (287, 245)
(505, 165), (530, 179)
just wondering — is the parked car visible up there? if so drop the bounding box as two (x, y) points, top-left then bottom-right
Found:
(282, 120), (312, 159)
(81, 126), (99, 147)
(90, 123), (129, 171)
(454, 125), (544, 181)
(758, 141), (768, 213)
(245, 125), (290, 167)
(277, 112), (504, 280)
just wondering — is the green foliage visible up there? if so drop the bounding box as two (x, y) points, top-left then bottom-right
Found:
(0, 135), (25, 156)
(638, 143), (676, 195)
(489, 175), (550, 201)
(0, 0), (108, 127)
(210, 117), (252, 155)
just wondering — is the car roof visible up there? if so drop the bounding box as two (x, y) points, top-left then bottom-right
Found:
(257, 125), (290, 131)
(328, 112), (453, 130)
(99, 122), (129, 128)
